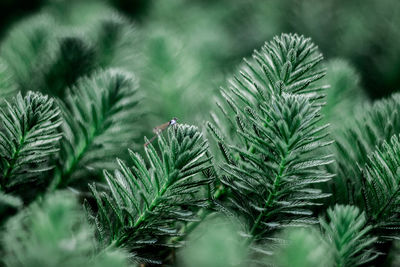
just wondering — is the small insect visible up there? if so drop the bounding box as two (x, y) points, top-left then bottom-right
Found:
(144, 117), (178, 147)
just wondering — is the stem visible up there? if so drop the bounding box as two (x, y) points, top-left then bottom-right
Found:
(368, 185), (400, 225)
(169, 185), (225, 244)
(115, 175), (176, 247)
(51, 125), (97, 190)
(49, 97), (118, 190)
(133, 179), (171, 228)
(245, 151), (287, 246)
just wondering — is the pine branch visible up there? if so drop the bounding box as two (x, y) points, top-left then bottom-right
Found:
(88, 124), (212, 264)
(94, 15), (141, 73)
(320, 205), (378, 266)
(35, 35), (96, 98)
(0, 13), (97, 99)
(227, 94), (332, 244)
(271, 205), (377, 267)
(51, 69), (144, 190)
(1, 14), (54, 93)
(208, 33), (332, 246)
(0, 91), (61, 200)
(329, 93), (400, 205)
(362, 134), (400, 241)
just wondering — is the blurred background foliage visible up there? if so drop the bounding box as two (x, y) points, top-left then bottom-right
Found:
(1, 0), (400, 126)
(2, 191), (129, 267)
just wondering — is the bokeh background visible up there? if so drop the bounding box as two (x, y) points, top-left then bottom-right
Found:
(1, 0), (399, 125)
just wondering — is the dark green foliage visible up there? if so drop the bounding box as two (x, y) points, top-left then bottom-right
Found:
(0, 91), (61, 198)
(1, 191), (129, 267)
(2, 1), (400, 264)
(51, 69), (143, 190)
(279, 0), (400, 97)
(272, 205), (377, 267)
(36, 35), (96, 98)
(320, 205), (378, 266)
(94, 15), (141, 72)
(208, 34), (332, 247)
(0, 0), (146, 200)
(210, 33), (327, 144)
(0, 4), (140, 100)
(88, 124), (212, 264)
(219, 94), (332, 240)
(362, 135), (400, 241)
(1, 14), (53, 92)
(329, 93), (400, 204)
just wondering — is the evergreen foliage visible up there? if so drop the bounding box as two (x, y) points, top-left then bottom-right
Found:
(272, 205), (377, 267)
(51, 69), (143, 190)
(320, 205), (378, 266)
(93, 15), (140, 72)
(0, 14), (53, 93)
(0, 91), (61, 199)
(329, 93), (400, 205)
(1, 1), (400, 265)
(208, 34), (333, 249)
(36, 35), (96, 98)
(88, 124), (212, 263)
(0, 3), (139, 100)
(362, 135), (400, 241)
